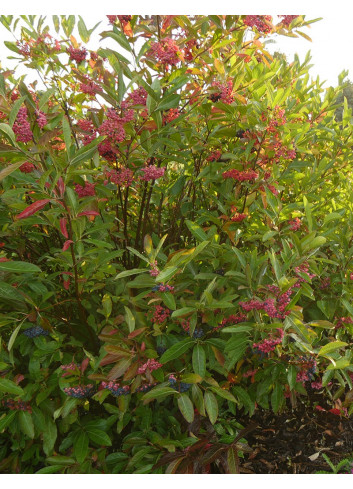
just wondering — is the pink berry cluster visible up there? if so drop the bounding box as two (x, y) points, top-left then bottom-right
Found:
(74, 182), (96, 197)
(101, 381), (130, 396)
(163, 108), (180, 124)
(98, 109), (127, 144)
(310, 381), (323, 390)
(140, 165), (166, 182)
(13, 107), (33, 143)
(80, 79), (102, 97)
(335, 317), (353, 329)
(63, 384), (95, 398)
(77, 119), (97, 146)
(253, 328), (284, 354)
(295, 355), (317, 382)
(148, 37), (180, 67)
(107, 15), (131, 25)
(184, 39), (199, 61)
(272, 140), (296, 162)
(98, 140), (117, 162)
(211, 80), (234, 105)
(278, 15), (299, 27)
(152, 305), (171, 324)
(230, 206), (247, 222)
(263, 105), (286, 133)
(149, 260), (159, 277)
(19, 162), (36, 173)
(2, 398), (32, 413)
(244, 15), (273, 34)
(293, 262), (316, 286)
(127, 86), (148, 106)
(222, 169), (258, 181)
(36, 110), (47, 128)
(240, 287), (292, 320)
(207, 150), (222, 162)
(67, 45), (87, 63)
(213, 313), (247, 331)
(104, 167), (134, 187)
(60, 362), (79, 371)
(137, 358), (163, 375)
(289, 217), (301, 231)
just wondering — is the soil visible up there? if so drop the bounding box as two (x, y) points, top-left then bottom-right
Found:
(236, 388), (353, 474)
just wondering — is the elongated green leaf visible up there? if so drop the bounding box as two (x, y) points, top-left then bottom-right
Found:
(0, 411), (16, 432)
(0, 378), (24, 395)
(0, 161), (26, 181)
(0, 123), (16, 146)
(185, 220), (208, 242)
(18, 411), (35, 439)
(192, 344), (206, 378)
(124, 306), (135, 333)
(159, 338), (194, 363)
(318, 341), (348, 357)
(177, 393), (194, 423)
(0, 261), (41, 273)
(156, 266), (178, 283)
(74, 431), (89, 464)
(8, 324), (21, 351)
(209, 386), (237, 403)
(232, 386), (255, 415)
(0, 281), (24, 302)
(161, 291), (176, 310)
(271, 383), (283, 413)
(142, 386), (177, 401)
(204, 390), (218, 424)
(87, 428), (112, 446)
(171, 307), (196, 318)
(43, 418), (57, 456)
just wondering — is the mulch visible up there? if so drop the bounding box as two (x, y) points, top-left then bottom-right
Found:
(235, 388), (353, 474)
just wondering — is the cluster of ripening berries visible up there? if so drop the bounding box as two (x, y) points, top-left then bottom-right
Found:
(101, 381), (130, 397)
(253, 328), (284, 354)
(63, 384), (95, 399)
(152, 305), (171, 324)
(1, 399), (32, 413)
(213, 313), (247, 331)
(23, 326), (49, 338)
(168, 375), (191, 393)
(295, 355), (318, 383)
(137, 359), (163, 375)
(152, 284), (175, 293)
(181, 319), (204, 338)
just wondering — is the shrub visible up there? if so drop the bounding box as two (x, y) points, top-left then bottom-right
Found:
(0, 14), (352, 474)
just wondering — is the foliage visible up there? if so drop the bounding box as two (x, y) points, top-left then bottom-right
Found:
(0, 14), (352, 474)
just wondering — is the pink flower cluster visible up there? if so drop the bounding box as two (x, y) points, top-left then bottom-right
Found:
(104, 167), (134, 187)
(289, 217), (301, 231)
(149, 37), (180, 66)
(207, 150), (222, 162)
(222, 169), (258, 181)
(137, 358), (163, 375)
(244, 15), (272, 34)
(67, 45), (87, 63)
(253, 328), (284, 354)
(74, 182), (96, 197)
(80, 79), (102, 96)
(36, 110), (47, 128)
(127, 86), (148, 106)
(239, 298), (263, 312)
(273, 140), (296, 161)
(211, 80), (234, 105)
(152, 305), (170, 324)
(140, 165), (165, 182)
(278, 15), (299, 27)
(77, 119), (96, 146)
(13, 107), (33, 143)
(20, 162), (36, 173)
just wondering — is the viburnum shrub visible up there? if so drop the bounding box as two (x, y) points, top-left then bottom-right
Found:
(0, 14), (353, 474)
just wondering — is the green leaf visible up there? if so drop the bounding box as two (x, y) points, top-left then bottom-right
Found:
(318, 341), (348, 357)
(161, 291), (176, 310)
(0, 161), (26, 181)
(156, 266), (178, 283)
(0, 123), (16, 146)
(62, 117), (71, 154)
(86, 429), (112, 446)
(0, 411), (16, 432)
(271, 384), (283, 413)
(303, 236), (326, 251)
(70, 140), (99, 167)
(78, 16), (90, 42)
(142, 386), (177, 401)
(185, 220), (208, 242)
(171, 307), (196, 318)
(232, 386), (255, 415)
(204, 390), (218, 424)
(287, 365), (297, 390)
(124, 306), (135, 333)
(0, 261), (41, 273)
(36, 465), (64, 474)
(159, 338), (194, 363)
(180, 373), (202, 384)
(0, 378), (24, 396)
(18, 411), (35, 439)
(192, 344), (206, 378)
(43, 418), (57, 456)
(74, 431), (89, 464)
(114, 268), (148, 280)
(177, 393), (194, 423)
(326, 358), (350, 370)
(8, 324), (21, 351)
(209, 386), (237, 403)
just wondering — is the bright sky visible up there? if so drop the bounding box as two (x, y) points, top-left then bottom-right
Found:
(0, 1), (351, 89)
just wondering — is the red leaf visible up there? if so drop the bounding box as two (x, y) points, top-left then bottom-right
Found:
(16, 199), (50, 220)
(62, 240), (73, 251)
(80, 357), (90, 374)
(63, 279), (70, 290)
(329, 408), (341, 416)
(128, 327), (146, 339)
(60, 218), (69, 238)
(61, 271), (73, 276)
(57, 177), (65, 198)
(77, 210), (100, 217)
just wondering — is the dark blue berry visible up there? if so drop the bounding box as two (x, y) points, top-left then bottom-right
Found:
(23, 326), (49, 338)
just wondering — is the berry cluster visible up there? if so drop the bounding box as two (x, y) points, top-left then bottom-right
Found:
(19, 162), (36, 173)
(230, 206), (247, 222)
(77, 119), (97, 146)
(101, 381), (130, 397)
(67, 46), (87, 63)
(278, 15), (299, 27)
(149, 260), (160, 277)
(151, 283), (175, 293)
(1, 399), (32, 413)
(253, 328), (284, 354)
(148, 37), (180, 67)
(244, 15), (272, 34)
(335, 317), (353, 329)
(80, 79), (102, 97)
(289, 217), (301, 231)
(23, 326), (49, 338)
(210, 80), (234, 105)
(152, 305), (171, 324)
(98, 109), (126, 144)
(183, 39), (199, 61)
(168, 375), (191, 392)
(163, 108), (179, 124)
(98, 140), (117, 162)
(63, 384), (95, 399)
(207, 150), (222, 162)
(293, 262), (316, 287)
(127, 86), (147, 106)
(13, 107), (33, 143)
(104, 167), (134, 187)
(222, 169), (258, 181)
(181, 320), (204, 338)
(74, 182), (96, 197)
(137, 359), (163, 375)
(135, 382), (157, 393)
(36, 110), (47, 128)
(140, 165), (166, 182)
(214, 313), (247, 331)
(295, 355), (317, 382)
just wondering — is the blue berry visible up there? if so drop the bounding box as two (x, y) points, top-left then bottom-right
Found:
(157, 346), (167, 355)
(23, 326), (49, 338)
(193, 328), (204, 339)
